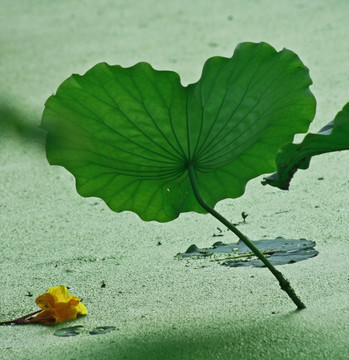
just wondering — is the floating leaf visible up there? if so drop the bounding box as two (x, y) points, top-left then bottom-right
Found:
(54, 325), (84, 337)
(41, 42), (316, 222)
(89, 326), (116, 335)
(263, 102), (349, 189)
(176, 237), (318, 267)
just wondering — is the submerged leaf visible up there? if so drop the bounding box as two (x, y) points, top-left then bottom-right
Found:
(263, 102), (349, 189)
(89, 326), (116, 335)
(54, 325), (84, 337)
(176, 237), (318, 267)
(41, 42), (316, 222)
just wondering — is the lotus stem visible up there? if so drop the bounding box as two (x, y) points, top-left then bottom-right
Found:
(187, 164), (306, 310)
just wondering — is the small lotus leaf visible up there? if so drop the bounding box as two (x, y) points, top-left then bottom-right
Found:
(263, 102), (349, 189)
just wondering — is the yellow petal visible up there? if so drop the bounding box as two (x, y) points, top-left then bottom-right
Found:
(35, 293), (55, 310)
(76, 301), (88, 315)
(54, 302), (78, 322)
(69, 295), (80, 307)
(47, 285), (70, 303)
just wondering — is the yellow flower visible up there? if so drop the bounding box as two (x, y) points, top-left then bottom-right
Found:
(29, 285), (87, 325)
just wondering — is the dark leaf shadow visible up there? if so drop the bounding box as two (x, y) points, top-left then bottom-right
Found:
(70, 310), (338, 360)
(0, 100), (45, 151)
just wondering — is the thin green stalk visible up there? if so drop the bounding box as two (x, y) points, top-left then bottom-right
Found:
(188, 164), (306, 310)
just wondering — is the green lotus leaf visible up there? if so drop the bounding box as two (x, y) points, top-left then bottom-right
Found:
(41, 42), (316, 222)
(263, 102), (349, 189)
